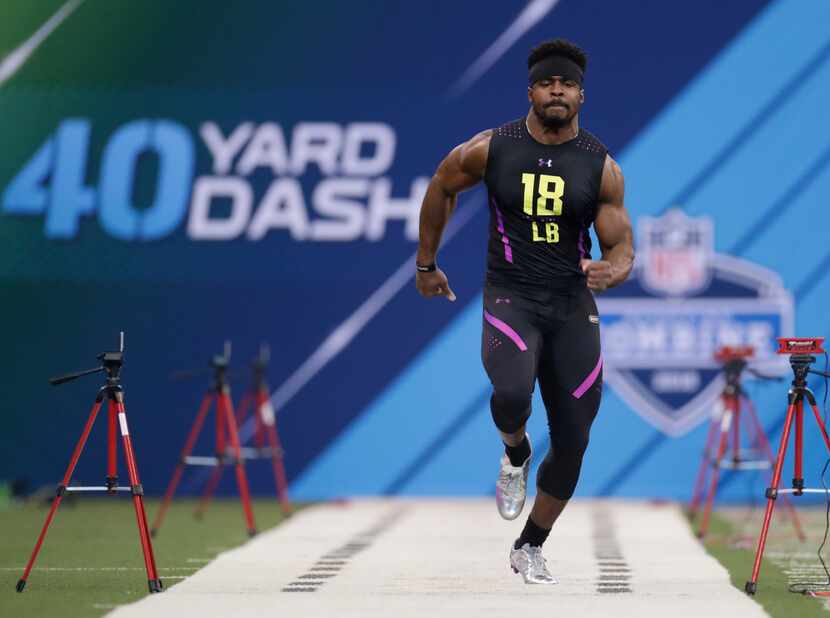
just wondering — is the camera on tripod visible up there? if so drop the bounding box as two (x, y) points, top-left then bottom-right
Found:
(16, 332), (163, 594)
(746, 336), (830, 595)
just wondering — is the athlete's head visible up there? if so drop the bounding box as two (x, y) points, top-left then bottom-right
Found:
(527, 39), (586, 129)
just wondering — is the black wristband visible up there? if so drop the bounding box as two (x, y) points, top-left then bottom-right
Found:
(416, 262), (436, 273)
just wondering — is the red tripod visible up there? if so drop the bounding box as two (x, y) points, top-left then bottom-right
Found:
(151, 344), (257, 537)
(746, 338), (830, 595)
(197, 345), (291, 517)
(16, 333), (162, 594)
(690, 346), (804, 540)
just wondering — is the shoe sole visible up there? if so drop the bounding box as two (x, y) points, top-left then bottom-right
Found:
(498, 506), (525, 521)
(510, 563), (558, 584)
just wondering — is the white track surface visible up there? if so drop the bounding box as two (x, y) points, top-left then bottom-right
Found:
(108, 499), (768, 618)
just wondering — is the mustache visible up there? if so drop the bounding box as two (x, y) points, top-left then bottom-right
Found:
(544, 100), (569, 109)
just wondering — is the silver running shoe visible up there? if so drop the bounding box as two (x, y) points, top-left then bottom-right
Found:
(509, 542), (558, 584)
(495, 435), (531, 520)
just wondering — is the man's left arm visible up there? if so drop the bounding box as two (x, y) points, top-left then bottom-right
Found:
(581, 155), (634, 292)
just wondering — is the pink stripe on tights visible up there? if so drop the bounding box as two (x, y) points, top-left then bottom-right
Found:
(492, 199), (514, 264)
(484, 310), (527, 351)
(572, 356), (603, 399)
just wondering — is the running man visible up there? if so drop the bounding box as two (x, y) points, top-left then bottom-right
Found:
(416, 39), (634, 584)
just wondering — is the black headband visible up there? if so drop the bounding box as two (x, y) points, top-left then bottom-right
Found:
(528, 55), (583, 86)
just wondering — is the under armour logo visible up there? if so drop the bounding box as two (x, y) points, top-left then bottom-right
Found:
(495, 297), (511, 304)
(538, 158), (553, 167)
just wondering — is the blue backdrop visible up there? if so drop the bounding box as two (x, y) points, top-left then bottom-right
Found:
(3, 0), (830, 504)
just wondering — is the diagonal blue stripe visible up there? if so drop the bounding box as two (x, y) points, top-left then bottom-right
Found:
(661, 36), (830, 214)
(730, 143), (830, 255)
(597, 430), (665, 496)
(624, 1), (830, 215)
(796, 250), (830, 299)
(384, 387), (491, 495)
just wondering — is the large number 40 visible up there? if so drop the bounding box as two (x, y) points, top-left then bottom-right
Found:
(2, 118), (194, 240)
(521, 173), (564, 216)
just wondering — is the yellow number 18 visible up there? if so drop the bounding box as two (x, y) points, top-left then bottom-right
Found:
(521, 173), (565, 216)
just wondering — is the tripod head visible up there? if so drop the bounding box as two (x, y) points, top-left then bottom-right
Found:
(777, 338), (830, 387)
(790, 354), (816, 385)
(50, 332), (125, 386)
(209, 340), (232, 371)
(715, 346), (753, 386)
(207, 341), (233, 391)
(715, 345), (781, 390)
(250, 343), (270, 387)
(171, 341), (242, 388)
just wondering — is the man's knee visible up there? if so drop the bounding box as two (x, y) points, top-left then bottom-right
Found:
(551, 428), (590, 459)
(490, 388), (532, 434)
(536, 441), (590, 500)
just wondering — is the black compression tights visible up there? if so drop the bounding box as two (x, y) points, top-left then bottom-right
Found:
(481, 284), (602, 500)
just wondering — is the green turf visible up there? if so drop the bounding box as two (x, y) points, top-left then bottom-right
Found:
(692, 507), (830, 618)
(1, 497), (295, 618)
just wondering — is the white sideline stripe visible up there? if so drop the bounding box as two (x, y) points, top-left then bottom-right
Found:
(0, 0), (84, 88)
(448, 0), (561, 98)
(258, 194), (484, 431)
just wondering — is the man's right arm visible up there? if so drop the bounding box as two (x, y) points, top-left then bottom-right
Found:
(416, 130), (491, 301)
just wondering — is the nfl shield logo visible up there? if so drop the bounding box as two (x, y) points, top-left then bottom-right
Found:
(596, 209), (794, 436)
(640, 209), (712, 296)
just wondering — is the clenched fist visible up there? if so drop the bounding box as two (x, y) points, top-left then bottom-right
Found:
(580, 259), (613, 293)
(416, 268), (456, 302)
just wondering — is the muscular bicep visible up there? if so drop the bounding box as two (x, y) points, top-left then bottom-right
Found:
(594, 155), (632, 251)
(432, 130), (491, 196)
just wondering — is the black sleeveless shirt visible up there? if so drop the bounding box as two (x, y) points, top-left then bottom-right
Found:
(483, 118), (607, 292)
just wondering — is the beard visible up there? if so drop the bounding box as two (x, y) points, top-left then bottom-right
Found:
(533, 103), (573, 128)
